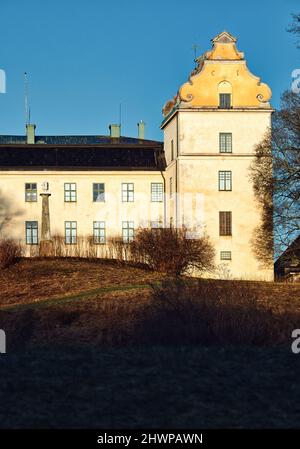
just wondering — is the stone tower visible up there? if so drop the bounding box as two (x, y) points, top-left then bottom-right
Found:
(161, 31), (273, 280)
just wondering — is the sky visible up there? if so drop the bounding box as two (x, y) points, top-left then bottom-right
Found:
(0, 0), (299, 141)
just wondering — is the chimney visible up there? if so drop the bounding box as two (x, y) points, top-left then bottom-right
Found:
(109, 124), (121, 138)
(137, 120), (145, 140)
(26, 123), (36, 144)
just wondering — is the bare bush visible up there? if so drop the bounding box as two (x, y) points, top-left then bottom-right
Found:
(135, 279), (295, 346)
(130, 227), (215, 276)
(0, 239), (22, 269)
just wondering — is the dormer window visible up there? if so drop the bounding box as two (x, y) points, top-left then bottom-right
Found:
(219, 93), (231, 109)
(218, 81), (232, 109)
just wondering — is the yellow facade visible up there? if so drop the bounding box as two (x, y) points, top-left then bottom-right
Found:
(161, 31), (273, 280)
(0, 171), (164, 255)
(0, 31), (274, 280)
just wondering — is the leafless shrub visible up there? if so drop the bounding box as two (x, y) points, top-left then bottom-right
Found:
(0, 239), (22, 269)
(135, 279), (295, 346)
(130, 227), (215, 276)
(51, 234), (132, 262)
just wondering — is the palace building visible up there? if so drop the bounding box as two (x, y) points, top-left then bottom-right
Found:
(0, 31), (273, 280)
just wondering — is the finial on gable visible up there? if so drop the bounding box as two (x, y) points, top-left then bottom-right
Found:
(212, 31), (237, 44)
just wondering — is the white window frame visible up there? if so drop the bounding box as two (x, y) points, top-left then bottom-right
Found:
(93, 221), (106, 244)
(122, 221), (134, 243)
(122, 183), (134, 202)
(64, 183), (77, 202)
(65, 221), (77, 244)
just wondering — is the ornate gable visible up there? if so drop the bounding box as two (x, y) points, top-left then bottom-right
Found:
(162, 31), (272, 116)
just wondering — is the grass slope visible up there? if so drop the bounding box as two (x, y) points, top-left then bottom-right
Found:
(0, 259), (300, 428)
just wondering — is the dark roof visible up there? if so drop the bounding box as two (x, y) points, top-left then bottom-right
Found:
(0, 135), (160, 145)
(274, 235), (300, 277)
(0, 143), (165, 171)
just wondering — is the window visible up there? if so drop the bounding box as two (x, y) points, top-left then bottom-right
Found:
(93, 221), (105, 244)
(220, 251), (232, 260)
(64, 183), (77, 202)
(25, 183), (37, 202)
(93, 183), (105, 202)
(169, 177), (173, 197)
(122, 183), (134, 202)
(219, 211), (232, 236)
(219, 133), (232, 153)
(122, 221), (134, 243)
(171, 139), (174, 161)
(219, 171), (232, 191)
(25, 221), (38, 245)
(150, 220), (163, 230)
(151, 183), (163, 202)
(219, 93), (231, 109)
(65, 221), (77, 244)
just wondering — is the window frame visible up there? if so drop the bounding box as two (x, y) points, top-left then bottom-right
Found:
(122, 221), (134, 243)
(64, 183), (77, 202)
(171, 139), (174, 161)
(218, 171), (232, 191)
(65, 221), (77, 244)
(151, 182), (163, 202)
(121, 183), (134, 202)
(93, 221), (106, 244)
(150, 220), (163, 230)
(219, 211), (232, 236)
(25, 221), (38, 245)
(93, 183), (105, 202)
(169, 177), (173, 198)
(25, 183), (37, 202)
(219, 133), (232, 153)
(220, 251), (232, 261)
(219, 93), (231, 109)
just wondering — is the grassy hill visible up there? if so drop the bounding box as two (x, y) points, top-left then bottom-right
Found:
(0, 258), (300, 428)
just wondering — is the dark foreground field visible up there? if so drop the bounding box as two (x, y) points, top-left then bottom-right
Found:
(0, 258), (300, 428)
(1, 345), (300, 428)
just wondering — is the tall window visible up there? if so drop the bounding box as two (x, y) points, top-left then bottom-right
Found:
(64, 183), (77, 202)
(219, 211), (232, 236)
(25, 221), (38, 245)
(122, 183), (134, 202)
(219, 133), (232, 153)
(93, 183), (105, 202)
(171, 139), (174, 161)
(122, 221), (134, 243)
(169, 177), (173, 197)
(93, 221), (105, 244)
(65, 221), (77, 244)
(151, 183), (163, 202)
(25, 183), (37, 202)
(220, 251), (232, 260)
(219, 171), (232, 191)
(219, 93), (231, 109)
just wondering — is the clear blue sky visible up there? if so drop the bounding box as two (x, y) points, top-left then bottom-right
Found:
(0, 0), (299, 140)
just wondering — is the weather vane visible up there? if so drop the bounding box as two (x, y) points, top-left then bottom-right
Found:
(192, 44), (200, 68)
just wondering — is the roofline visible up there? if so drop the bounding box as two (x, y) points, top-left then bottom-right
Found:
(0, 143), (163, 149)
(0, 166), (164, 172)
(0, 136), (162, 144)
(160, 107), (274, 129)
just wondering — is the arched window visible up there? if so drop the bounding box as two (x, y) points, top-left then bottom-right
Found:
(218, 81), (232, 108)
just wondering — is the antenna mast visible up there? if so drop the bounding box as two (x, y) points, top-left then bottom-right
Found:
(24, 72), (30, 126)
(119, 103), (122, 127)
